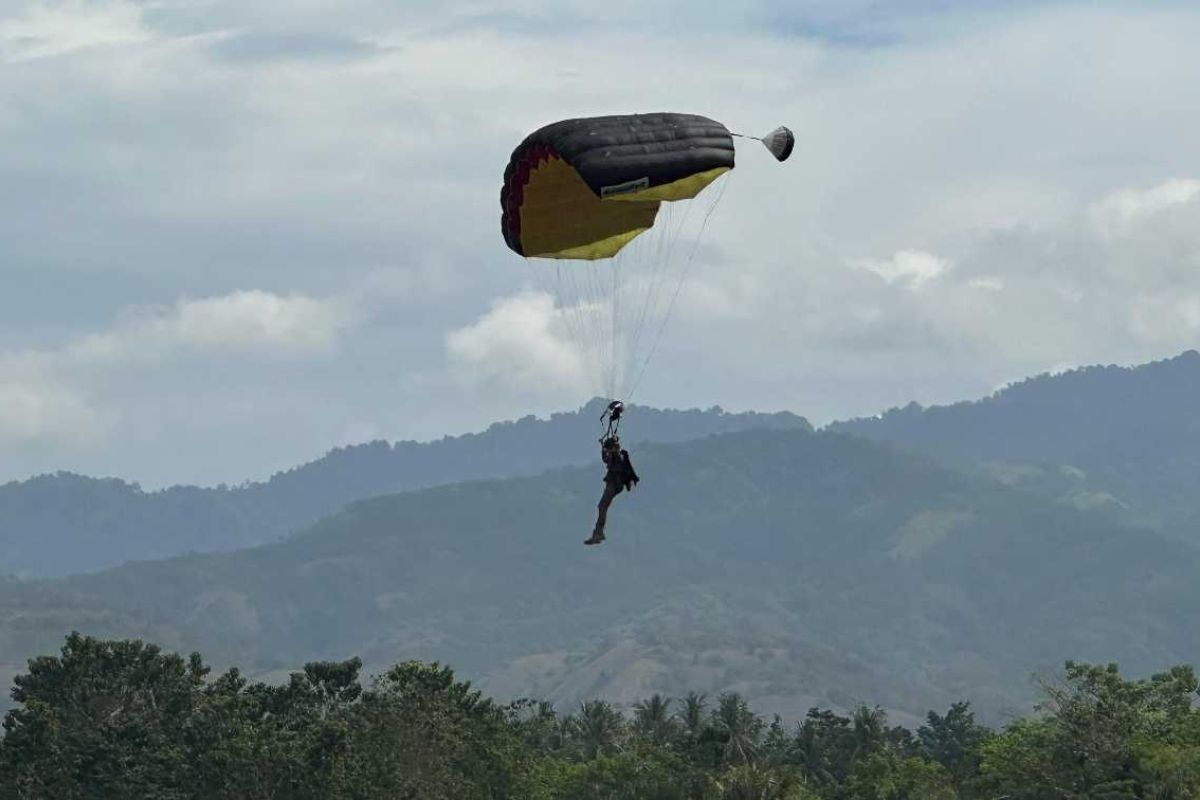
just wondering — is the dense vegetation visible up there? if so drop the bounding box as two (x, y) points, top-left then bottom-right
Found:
(0, 400), (809, 577)
(4, 634), (1200, 799)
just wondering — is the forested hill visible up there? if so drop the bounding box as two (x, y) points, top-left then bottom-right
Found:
(829, 350), (1200, 533)
(0, 400), (808, 578)
(3, 427), (1194, 724)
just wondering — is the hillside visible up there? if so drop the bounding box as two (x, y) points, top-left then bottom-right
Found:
(829, 350), (1200, 533)
(2, 427), (1194, 724)
(0, 400), (808, 577)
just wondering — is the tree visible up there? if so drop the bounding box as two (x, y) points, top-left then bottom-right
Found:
(710, 764), (815, 800)
(851, 706), (888, 761)
(633, 694), (678, 747)
(573, 700), (627, 760)
(0, 632), (207, 799)
(679, 692), (709, 739)
(335, 660), (522, 799)
(917, 702), (989, 786)
(843, 752), (956, 800)
(793, 708), (854, 786)
(713, 693), (764, 768)
(978, 661), (1200, 799)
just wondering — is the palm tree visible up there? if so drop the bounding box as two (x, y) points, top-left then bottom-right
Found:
(574, 699), (626, 759)
(715, 692), (764, 767)
(679, 691), (708, 738)
(633, 693), (677, 746)
(711, 765), (813, 799)
(851, 705), (887, 760)
(514, 699), (565, 753)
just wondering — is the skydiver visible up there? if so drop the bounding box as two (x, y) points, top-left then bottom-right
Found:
(584, 434), (639, 546)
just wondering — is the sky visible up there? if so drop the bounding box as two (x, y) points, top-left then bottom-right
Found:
(1, 0), (1198, 487)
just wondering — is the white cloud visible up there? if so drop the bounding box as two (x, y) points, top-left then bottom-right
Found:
(0, 357), (107, 446)
(67, 290), (357, 365)
(0, 289), (357, 451)
(4, 1), (1200, 483)
(968, 276), (1004, 292)
(1088, 178), (1200, 237)
(855, 249), (952, 288)
(0, 0), (153, 62)
(446, 291), (586, 395)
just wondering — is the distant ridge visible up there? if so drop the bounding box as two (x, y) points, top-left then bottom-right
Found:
(0, 400), (809, 577)
(8, 348), (1200, 577)
(828, 350), (1200, 535)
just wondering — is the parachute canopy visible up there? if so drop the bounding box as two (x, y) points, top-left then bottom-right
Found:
(500, 113), (735, 260)
(498, 113), (791, 401)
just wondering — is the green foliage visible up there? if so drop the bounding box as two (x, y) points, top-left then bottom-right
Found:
(843, 752), (956, 799)
(5, 638), (1200, 799)
(523, 751), (690, 800)
(0, 632), (207, 799)
(917, 702), (989, 787)
(978, 662), (1200, 799)
(329, 661), (522, 799)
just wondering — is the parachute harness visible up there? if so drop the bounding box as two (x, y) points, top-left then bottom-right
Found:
(600, 400), (625, 441)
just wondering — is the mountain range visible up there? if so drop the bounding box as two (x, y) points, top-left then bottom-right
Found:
(831, 349), (1200, 536)
(0, 400), (808, 577)
(3, 351), (1200, 725)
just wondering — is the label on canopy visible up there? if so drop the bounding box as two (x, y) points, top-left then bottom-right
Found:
(600, 176), (650, 198)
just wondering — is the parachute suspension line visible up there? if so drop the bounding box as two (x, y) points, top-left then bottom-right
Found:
(624, 203), (674, 392)
(622, 194), (702, 402)
(611, 257), (620, 401)
(553, 262), (589, 388)
(570, 256), (606, 398)
(627, 198), (694, 393)
(590, 259), (614, 399)
(625, 172), (731, 403)
(588, 258), (614, 399)
(619, 200), (686, 400)
(558, 259), (607, 399)
(580, 259), (600, 394)
(528, 262), (587, 387)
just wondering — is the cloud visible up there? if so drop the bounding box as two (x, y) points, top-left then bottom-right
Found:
(1088, 178), (1200, 237)
(0, 289), (358, 451)
(829, 175), (1200, 381)
(446, 291), (586, 395)
(67, 290), (358, 365)
(0, 357), (107, 447)
(0, 0), (153, 62)
(207, 31), (381, 63)
(3, 0), (1200, 484)
(968, 277), (1004, 292)
(855, 249), (952, 288)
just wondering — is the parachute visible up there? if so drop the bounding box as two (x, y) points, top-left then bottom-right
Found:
(500, 113), (791, 402)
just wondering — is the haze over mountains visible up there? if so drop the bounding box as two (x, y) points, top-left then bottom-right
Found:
(0, 400), (809, 577)
(832, 349), (1200, 536)
(2, 351), (1200, 725)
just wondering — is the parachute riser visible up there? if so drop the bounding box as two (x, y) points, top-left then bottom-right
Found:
(600, 400), (625, 442)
